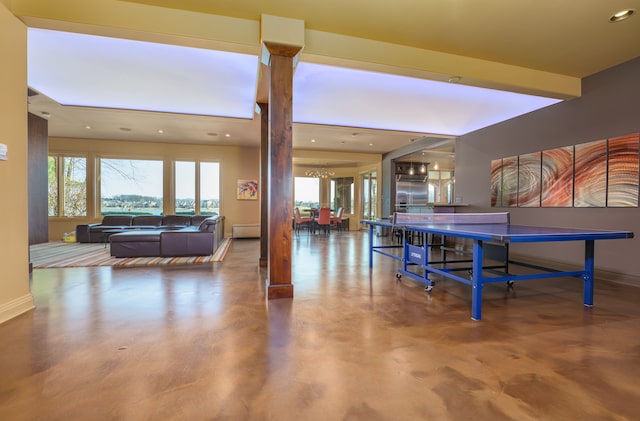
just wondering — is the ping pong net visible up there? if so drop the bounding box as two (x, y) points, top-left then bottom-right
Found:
(392, 212), (510, 226)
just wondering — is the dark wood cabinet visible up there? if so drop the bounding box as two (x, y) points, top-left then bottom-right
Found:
(28, 112), (48, 245)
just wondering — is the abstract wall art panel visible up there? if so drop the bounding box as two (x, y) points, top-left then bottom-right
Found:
(490, 159), (503, 207)
(541, 146), (574, 207)
(502, 156), (519, 207)
(517, 152), (541, 207)
(490, 132), (639, 208)
(574, 139), (607, 207)
(607, 133), (639, 207)
(236, 179), (258, 200)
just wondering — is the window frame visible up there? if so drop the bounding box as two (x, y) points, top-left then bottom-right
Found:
(48, 154), (88, 218)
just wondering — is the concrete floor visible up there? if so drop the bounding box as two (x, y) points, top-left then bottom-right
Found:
(1, 232), (639, 420)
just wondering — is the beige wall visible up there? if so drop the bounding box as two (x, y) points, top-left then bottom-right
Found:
(455, 57), (640, 286)
(0, 3), (34, 324)
(48, 137), (261, 240)
(49, 139), (382, 239)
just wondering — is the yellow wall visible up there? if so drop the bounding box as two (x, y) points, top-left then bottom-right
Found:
(48, 137), (261, 240)
(0, 3), (34, 324)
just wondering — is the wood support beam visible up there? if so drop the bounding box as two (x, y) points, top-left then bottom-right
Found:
(258, 102), (268, 268)
(264, 42), (301, 299)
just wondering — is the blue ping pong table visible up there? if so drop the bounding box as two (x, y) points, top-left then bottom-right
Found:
(362, 213), (633, 320)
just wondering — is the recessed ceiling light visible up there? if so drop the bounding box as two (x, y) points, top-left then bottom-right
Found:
(120, 127), (132, 132)
(225, 133), (231, 137)
(311, 139), (316, 143)
(448, 76), (462, 83)
(351, 132), (359, 136)
(41, 111), (50, 117)
(369, 143), (373, 147)
(207, 132), (218, 137)
(85, 125), (91, 129)
(157, 129), (164, 134)
(610, 9), (635, 22)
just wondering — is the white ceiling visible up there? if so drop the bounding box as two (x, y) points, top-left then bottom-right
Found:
(21, 0), (640, 167)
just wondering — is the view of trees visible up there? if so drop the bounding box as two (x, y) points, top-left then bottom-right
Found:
(102, 194), (163, 215)
(47, 156), (58, 216)
(49, 156), (221, 217)
(48, 156), (86, 217)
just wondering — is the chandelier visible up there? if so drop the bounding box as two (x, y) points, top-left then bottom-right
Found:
(304, 166), (335, 179)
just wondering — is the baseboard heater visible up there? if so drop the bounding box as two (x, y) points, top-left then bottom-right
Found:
(232, 224), (260, 238)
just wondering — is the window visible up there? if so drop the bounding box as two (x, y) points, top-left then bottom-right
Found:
(175, 161), (195, 214)
(330, 177), (354, 214)
(48, 156), (58, 216)
(48, 155), (86, 217)
(200, 162), (220, 215)
(175, 161), (220, 215)
(100, 158), (163, 215)
(294, 177), (320, 209)
(361, 171), (377, 219)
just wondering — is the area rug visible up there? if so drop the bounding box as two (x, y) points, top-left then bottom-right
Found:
(30, 238), (232, 268)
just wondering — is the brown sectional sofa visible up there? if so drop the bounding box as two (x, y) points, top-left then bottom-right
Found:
(76, 214), (211, 243)
(76, 214), (225, 258)
(109, 216), (223, 257)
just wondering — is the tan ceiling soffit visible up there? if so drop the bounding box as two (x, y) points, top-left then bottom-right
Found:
(12, 0), (580, 99)
(302, 30), (580, 100)
(12, 0), (260, 55)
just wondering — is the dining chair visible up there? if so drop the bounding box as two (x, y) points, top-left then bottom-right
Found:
(294, 207), (313, 235)
(315, 207), (332, 235)
(330, 207), (344, 231)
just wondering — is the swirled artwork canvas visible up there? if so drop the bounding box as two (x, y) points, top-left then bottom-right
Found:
(502, 156), (519, 207)
(607, 133), (639, 207)
(574, 139), (607, 207)
(490, 159), (503, 207)
(517, 152), (541, 207)
(541, 146), (573, 207)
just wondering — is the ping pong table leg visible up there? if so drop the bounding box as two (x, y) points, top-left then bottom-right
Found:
(368, 224), (374, 268)
(583, 240), (595, 306)
(471, 240), (484, 320)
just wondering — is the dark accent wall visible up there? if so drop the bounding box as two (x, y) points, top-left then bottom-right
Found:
(28, 112), (48, 245)
(455, 57), (640, 284)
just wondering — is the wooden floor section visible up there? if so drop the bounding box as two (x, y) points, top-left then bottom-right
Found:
(1, 232), (639, 420)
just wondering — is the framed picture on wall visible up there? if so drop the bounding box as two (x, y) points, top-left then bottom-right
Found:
(237, 179), (258, 200)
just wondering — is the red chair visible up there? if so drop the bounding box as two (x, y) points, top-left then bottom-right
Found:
(330, 207), (344, 231)
(315, 207), (332, 234)
(294, 207), (313, 235)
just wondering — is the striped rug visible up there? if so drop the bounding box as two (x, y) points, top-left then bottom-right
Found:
(30, 238), (232, 268)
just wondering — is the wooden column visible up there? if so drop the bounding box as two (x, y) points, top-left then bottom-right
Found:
(258, 102), (269, 267)
(265, 42), (301, 299)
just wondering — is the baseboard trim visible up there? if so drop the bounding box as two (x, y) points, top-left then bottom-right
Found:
(232, 224), (260, 239)
(510, 253), (640, 288)
(0, 294), (35, 325)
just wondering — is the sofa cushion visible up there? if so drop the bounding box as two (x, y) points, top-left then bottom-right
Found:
(162, 215), (192, 226)
(101, 215), (134, 226)
(109, 230), (163, 243)
(191, 214), (215, 225)
(160, 231), (213, 256)
(132, 215), (163, 226)
(198, 217), (218, 233)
